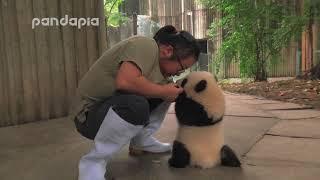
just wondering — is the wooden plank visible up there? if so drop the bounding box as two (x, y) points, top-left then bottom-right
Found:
(1, 0), (24, 125)
(0, 2), (10, 126)
(16, 0), (40, 123)
(85, 0), (99, 67)
(150, 0), (158, 21)
(32, 0), (51, 120)
(59, 0), (77, 113)
(46, 0), (68, 117)
(290, 45), (294, 76)
(287, 47), (291, 76)
(97, 0), (107, 56)
(293, 43), (297, 76)
(73, 0), (89, 80)
(140, 0), (150, 15)
(302, 31), (306, 72)
(312, 23), (318, 65)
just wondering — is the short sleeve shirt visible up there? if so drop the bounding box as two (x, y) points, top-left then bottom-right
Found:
(71, 36), (167, 122)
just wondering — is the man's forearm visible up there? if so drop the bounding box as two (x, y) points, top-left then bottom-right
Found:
(116, 75), (166, 99)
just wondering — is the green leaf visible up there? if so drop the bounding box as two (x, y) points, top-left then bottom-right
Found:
(199, 0), (314, 81)
(104, 0), (127, 27)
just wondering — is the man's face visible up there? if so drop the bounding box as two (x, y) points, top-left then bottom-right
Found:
(159, 55), (196, 77)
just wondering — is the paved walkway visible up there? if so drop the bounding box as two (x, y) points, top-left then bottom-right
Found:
(1, 93), (320, 180)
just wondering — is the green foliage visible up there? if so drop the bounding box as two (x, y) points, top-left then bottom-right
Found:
(199, 0), (308, 81)
(104, 0), (129, 27)
(304, 0), (320, 18)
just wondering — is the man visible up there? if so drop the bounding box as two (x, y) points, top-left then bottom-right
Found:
(72, 25), (200, 180)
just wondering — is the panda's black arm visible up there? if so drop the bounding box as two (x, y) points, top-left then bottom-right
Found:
(168, 140), (190, 168)
(175, 93), (218, 126)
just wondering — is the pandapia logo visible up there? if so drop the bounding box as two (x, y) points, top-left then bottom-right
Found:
(32, 15), (100, 29)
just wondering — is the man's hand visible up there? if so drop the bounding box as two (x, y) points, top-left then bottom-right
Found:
(161, 83), (183, 102)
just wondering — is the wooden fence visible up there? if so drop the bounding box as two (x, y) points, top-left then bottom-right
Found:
(154, 0), (303, 78)
(107, 20), (134, 48)
(222, 44), (299, 78)
(0, 0), (107, 126)
(156, 0), (215, 39)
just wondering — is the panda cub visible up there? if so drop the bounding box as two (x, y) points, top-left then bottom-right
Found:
(168, 71), (241, 169)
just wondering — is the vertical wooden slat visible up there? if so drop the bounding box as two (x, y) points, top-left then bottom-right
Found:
(46, 0), (68, 117)
(0, 1), (10, 126)
(302, 31), (306, 72)
(289, 45), (292, 76)
(282, 48), (285, 76)
(286, 47), (289, 76)
(287, 47), (290, 76)
(85, 0), (99, 67)
(272, 55), (276, 77)
(287, 43), (290, 76)
(284, 49), (286, 77)
(16, 0), (40, 123)
(279, 49), (286, 77)
(293, 44), (296, 76)
(294, 44), (297, 76)
(97, 0), (107, 56)
(232, 62), (235, 77)
(312, 23), (318, 65)
(60, 0), (77, 113)
(289, 46), (292, 76)
(32, 0), (51, 120)
(279, 49), (282, 77)
(1, 0), (24, 125)
(228, 62), (231, 78)
(73, 0), (89, 80)
(0, 0), (105, 126)
(139, 0), (149, 15)
(292, 45), (295, 76)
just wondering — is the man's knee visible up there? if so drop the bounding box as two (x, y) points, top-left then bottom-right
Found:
(112, 95), (150, 125)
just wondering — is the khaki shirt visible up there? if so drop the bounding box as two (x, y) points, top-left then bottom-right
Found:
(71, 36), (168, 123)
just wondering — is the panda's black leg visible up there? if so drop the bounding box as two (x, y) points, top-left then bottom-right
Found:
(168, 140), (190, 168)
(220, 145), (241, 167)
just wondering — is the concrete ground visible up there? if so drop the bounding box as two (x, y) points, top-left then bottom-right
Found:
(1, 92), (320, 180)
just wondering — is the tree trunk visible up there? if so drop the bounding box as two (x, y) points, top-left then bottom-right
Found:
(255, 62), (267, 81)
(307, 3), (314, 68)
(254, 34), (267, 82)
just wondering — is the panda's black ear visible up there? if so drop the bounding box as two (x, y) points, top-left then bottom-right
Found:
(181, 78), (188, 88)
(194, 80), (207, 93)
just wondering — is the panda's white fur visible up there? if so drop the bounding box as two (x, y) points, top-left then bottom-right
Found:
(176, 122), (224, 168)
(169, 71), (240, 169)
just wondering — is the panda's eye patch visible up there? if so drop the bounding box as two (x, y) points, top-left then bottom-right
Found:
(181, 78), (188, 88)
(194, 80), (207, 92)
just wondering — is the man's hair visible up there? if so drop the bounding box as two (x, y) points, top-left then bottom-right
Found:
(153, 25), (200, 62)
